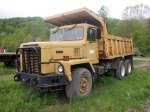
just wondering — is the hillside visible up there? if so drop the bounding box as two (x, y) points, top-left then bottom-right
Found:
(0, 17), (54, 52)
(0, 15), (150, 55)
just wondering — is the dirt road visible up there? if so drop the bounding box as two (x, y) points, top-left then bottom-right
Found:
(133, 57), (150, 61)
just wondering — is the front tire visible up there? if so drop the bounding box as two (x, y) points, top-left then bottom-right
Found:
(66, 68), (92, 99)
(116, 61), (125, 80)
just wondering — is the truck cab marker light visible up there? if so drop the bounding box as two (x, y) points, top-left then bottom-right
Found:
(63, 56), (69, 61)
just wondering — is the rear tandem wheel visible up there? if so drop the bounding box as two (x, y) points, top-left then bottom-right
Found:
(116, 61), (125, 80)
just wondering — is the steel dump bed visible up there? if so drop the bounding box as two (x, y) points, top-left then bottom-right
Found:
(99, 35), (134, 59)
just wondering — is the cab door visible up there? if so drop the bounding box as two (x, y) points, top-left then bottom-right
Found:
(86, 27), (99, 64)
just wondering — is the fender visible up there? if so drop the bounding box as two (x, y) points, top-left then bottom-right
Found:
(60, 59), (95, 81)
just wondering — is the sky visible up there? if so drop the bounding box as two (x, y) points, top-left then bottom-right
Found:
(0, 0), (150, 19)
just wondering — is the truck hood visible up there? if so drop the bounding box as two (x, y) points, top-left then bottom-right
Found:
(21, 41), (85, 60)
(50, 41), (85, 60)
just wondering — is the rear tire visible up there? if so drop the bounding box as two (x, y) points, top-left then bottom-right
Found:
(66, 68), (92, 99)
(125, 60), (132, 76)
(116, 61), (125, 80)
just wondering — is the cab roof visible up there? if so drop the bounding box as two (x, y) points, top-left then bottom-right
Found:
(44, 7), (104, 28)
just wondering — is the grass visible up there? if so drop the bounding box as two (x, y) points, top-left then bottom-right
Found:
(146, 52), (150, 57)
(0, 62), (16, 75)
(0, 62), (150, 112)
(133, 59), (144, 64)
(0, 75), (59, 112)
(133, 59), (150, 64)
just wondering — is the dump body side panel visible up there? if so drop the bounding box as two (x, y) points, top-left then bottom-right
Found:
(99, 35), (134, 59)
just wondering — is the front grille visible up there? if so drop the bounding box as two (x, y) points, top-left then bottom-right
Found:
(22, 47), (41, 74)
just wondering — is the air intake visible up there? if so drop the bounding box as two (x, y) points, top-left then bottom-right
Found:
(74, 48), (80, 56)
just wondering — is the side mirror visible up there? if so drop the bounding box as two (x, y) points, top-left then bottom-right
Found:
(97, 28), (101, 40)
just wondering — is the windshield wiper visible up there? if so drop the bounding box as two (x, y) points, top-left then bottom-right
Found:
(65, 24), (77, 31)
(52, 27), (59, 34)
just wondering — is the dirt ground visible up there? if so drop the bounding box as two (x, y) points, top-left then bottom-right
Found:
(134, 61), (150, 71)
(143, 99), (150, 112)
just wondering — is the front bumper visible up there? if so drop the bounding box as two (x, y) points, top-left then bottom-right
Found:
(14, 72), (67, 91)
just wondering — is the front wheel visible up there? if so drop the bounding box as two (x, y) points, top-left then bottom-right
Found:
(66, 68), (92, 99)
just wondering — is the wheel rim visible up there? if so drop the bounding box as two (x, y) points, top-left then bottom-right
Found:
(121, 64), (125, 76)
(79, 77), (89, 93)
(128, 63), (131, 73)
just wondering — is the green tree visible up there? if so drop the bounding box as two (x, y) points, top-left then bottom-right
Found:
(106, 18), (120, 34)
(98, 6), (120, 34)
(0, 17), (53, 51)
(98, 6), (110, 19)
(122, 4), (150, 20)
(115, 4), (150, 55)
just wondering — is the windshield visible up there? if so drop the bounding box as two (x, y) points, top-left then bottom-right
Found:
(51, 27), (83, 41)
(51, 29), (63, 41)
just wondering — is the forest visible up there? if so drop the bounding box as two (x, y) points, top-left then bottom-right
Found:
(99, 4), (150, 56)
(0, 4), (150, 56)
(0, 17), (54, 51)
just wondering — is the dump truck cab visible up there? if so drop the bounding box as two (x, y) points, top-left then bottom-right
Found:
(50, 23), (100, 64)
(14, 23), (100, 91)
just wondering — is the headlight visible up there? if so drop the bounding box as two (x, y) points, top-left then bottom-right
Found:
(58, 65), (63, 73)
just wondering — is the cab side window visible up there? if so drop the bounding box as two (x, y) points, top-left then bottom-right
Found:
(87, 28), (96, 41)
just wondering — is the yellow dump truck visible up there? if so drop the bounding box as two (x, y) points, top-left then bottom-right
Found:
(14, 8), (134, 99)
